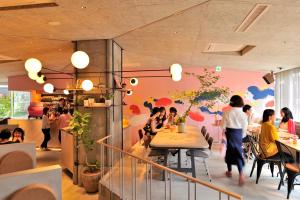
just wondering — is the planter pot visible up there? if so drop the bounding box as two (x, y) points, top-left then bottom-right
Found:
(178, 123), (185, 133)
(81, 169), (101, 193)
(105, 100), (112, 106)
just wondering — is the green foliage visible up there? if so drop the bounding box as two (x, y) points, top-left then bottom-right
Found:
(67, 111), (94, 152)
(0, 96), (11, 118)
(173, 68), (230, 122)
(105, 92), (114, 100)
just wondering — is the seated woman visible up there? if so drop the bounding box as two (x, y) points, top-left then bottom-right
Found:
(167, 107), (178, 125)
(156, 107), (167, 129)
(0, 129), (14, 145)
(279, 107), (295, 134)
(259, 109), (279, 159)
(12, 128), (25, 143)
(144, 107), (162, 136)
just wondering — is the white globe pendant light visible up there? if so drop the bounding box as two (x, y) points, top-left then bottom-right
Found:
(170, 63), (182, 75)
(28, 72), (39, 80)
(126, 90), (133, 96)
(71, 51), (90, 69)
(25, 58), (42, 73)
(171, 73), (182, 82)
(130, 78), (138, 86)
(81, 80), (93, 91)
(36, 75), (46, 84)
(63, 89), (70, 95)
(44, 83), (54, 93)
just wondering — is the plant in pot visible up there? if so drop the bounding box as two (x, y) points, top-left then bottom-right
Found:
(104, 93), (113, 106)
(173, 68), (230, 133)
(67, 111), (100, 193)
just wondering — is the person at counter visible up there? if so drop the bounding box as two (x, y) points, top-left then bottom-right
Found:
(41, 107), (51, 150)
(12, 128), (25, 143)
(58, 109), (72, 143)
(279, 107), (295, 134)
(222, 95), (248, 186)
(0, 129), (14, 145)
(259, 109), (279, 159)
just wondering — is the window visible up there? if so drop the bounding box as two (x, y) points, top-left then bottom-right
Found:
(0, 85), (10, 118)
(275, 67), (300, 121)
(10, 91), (31, 118)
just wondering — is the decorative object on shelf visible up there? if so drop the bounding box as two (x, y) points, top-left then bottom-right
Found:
(24, 58), (42, 73)
(104, 93), (113, 106)
(173, 68), (230, 132)
(63, 90), (69, 95)
(67, 111), (101, 193)
(81, 80), (93, 91)
(130, 78), (138, 86)
(43, 83), (55, 94)
(71, 51), (90, 69)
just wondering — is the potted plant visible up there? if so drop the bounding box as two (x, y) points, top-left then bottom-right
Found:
(173, 68), (230, 132)
(67, 111), (100, 193)
(104, 93), (113, 106)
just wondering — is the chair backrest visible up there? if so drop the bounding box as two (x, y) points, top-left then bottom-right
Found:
(0, 151), (34, 175)
(201, 126), (206, 134)
(275, 140), (295, 166)
(249, 136), (264, 159)
(205, 133), (210, 141)
(207, 137), (214, 150)
(138, 129), (143, 140)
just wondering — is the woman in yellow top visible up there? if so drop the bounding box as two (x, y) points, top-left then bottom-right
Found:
(259, 109), (279, 158)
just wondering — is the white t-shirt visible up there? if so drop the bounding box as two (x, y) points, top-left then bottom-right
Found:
(222, 107), (248, 137)
(42, 115), (51, 129)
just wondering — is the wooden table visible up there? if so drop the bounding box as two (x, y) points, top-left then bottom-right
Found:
(150, 126), (209, 178)
(278, 131), (300, 162)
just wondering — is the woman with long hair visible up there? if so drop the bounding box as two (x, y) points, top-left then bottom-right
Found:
(279, 107), (295, 134)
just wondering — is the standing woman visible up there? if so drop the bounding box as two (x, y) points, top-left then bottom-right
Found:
(279, 107), (295, 134)
(222, 95), (248, 186)
(41, 107), (51, 150)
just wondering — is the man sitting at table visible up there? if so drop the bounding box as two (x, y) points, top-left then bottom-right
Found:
(0, 129), (15, 145)
(259, 109), (279, 159)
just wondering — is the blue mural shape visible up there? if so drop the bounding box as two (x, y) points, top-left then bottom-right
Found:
(143, 101), (153, 112)
(200, 106), (223, 115)
(174, 100), (184, 104)
(247, 86), (274, 100)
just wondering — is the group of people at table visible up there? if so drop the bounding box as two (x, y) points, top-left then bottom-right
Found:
(142, 95), (297, 187)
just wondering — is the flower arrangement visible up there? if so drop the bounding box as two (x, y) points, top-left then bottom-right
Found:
(173, 68), (230, 123)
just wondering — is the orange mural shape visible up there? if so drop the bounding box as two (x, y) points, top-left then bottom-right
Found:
(189, 111), (205, 122)
(129, 105), (141, 115)
(155, 98), (172, 107)
(266, 100), (275, 107)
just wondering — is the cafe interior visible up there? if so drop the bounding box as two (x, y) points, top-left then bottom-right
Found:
(1, 0), (300, 200)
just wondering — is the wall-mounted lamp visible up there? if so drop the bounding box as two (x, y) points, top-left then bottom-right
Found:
(63, 89), (70, 95)
(81, 79), (93, 91)
(170, 63), (182, 75)
(25, 58), (42, 73)
(71, 51), (90, 69)
(126, 90), (133, 96)
(171, 73), (182, 82)
(130, 78), (138, 86)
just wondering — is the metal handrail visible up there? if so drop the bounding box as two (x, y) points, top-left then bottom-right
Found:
(97, 137), (242, 200)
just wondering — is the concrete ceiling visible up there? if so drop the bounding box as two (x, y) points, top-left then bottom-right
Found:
(1, 0), (300, 82)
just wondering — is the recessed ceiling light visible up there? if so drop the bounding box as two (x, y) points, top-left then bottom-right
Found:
(48, 21), (61, 26)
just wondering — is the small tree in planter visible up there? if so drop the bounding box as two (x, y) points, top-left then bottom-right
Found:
(67, 111), (100, 193)
(104, 93), (114, 106)
(173, 68), (230, 132)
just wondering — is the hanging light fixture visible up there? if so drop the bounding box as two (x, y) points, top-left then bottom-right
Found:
(171, 73), (182, 82)
(28, 72), (39, 80)
(36, 75), (46, 84)
(71, 51), (90, 69)
(81, 79), (93, 91)
(170, 63), (182, 75)
(130, 78), (138, 86)
(63, 89), (70, 95)
(44, 83), (54, 93)
(25, 58), (42, 73)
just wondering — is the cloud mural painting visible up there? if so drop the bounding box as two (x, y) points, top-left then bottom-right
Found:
(247, 86), (274, 100)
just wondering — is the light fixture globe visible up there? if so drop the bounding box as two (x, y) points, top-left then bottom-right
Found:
(82, 79), (93, 91)
(36, 75), (46, 84)
(130, 78), (138, 86)
(63, 89), (70, 95)
(44, 83), (54, 93)
(171, 73), (182, 82)
(71, 51), (90, 69)
(28, 72), (39, 80)
(170, 63), (182, 75)
(25, 58), (42, 73)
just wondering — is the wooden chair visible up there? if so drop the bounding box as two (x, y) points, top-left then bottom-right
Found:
(201, 126), (207, 135)
(186, 137), (214, 182)
(249, 137), (283, 185)
(276, 140), (300, 199)
(205, 133), (210, 141)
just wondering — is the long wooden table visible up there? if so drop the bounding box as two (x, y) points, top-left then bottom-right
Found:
(278, 131), (300, 162)
(150, 125), (209, 178)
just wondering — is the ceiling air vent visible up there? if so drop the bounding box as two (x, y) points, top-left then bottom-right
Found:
(0, 0), (58, 11)
(235, 4), (270, 32)
(203, 43), (255, 56)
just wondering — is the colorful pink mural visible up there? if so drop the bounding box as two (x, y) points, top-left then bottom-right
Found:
(123, 67), (274, 144)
